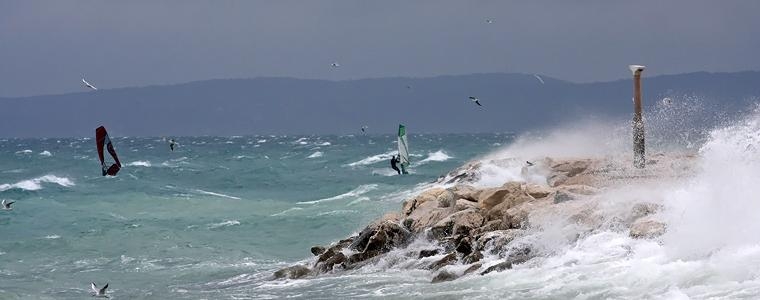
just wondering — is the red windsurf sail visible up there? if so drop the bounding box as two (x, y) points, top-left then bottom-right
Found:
(95, 126), (122, 176)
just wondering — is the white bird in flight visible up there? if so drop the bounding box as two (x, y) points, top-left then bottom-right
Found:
(91, 282), (109, 298)
(468, 96), (483, 107)
(331, 62), (340, 68)
(533, 74), (545, 84)
(361, 125), (368, 133)
(1, 199), (14, 210)
(82, 78), (97, 90)
(485, 19), (494, 24)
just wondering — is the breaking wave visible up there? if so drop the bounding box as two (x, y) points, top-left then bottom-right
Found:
(0, 175), (75, 192)
(192, 189), (241, 200)
(417, 150), (452, 164)
(307, 151), (324, 159)
(346, 151), (396, 167)
(127, 161), (152, 167)
(296, 184), (379, 205)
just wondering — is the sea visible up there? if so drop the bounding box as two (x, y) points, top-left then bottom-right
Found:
(3, 107), (760, 299)
(0, 133), (508, 299)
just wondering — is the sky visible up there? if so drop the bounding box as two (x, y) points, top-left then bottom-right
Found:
(1, 0), (759, 97)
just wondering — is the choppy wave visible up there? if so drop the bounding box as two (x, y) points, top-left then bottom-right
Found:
(192, 189), (241, 200)
(297, 184), (378, 205)
(15, 149), (32, 154)
(416, 150), (452, 164)
(127, 161), (152, 167)
(208, 220), (241, 229)
(0, 175), (75, 192)
(270, 207), (304, 217)
(346, 151), (396, 167)
(307, 151), (324, 159)
(39, 150), (52, 157)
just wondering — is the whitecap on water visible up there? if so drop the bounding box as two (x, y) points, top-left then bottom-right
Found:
(127, 161), (152, 167)
(346, 151), (396, 167)
(208, 220), (241, 229)
(15, 149), (32, 154)
(296, 184), (379, 205)
(0, 175), (75, 192)
(192, 189), (241, 200)
(416, 150), (452, 165)
(307, 151), (324, 159)
(38, 150), (52, 156)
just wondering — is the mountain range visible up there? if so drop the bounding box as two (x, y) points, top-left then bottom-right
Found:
(1, 71), (759, 137)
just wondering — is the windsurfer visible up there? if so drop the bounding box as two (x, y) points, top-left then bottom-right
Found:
(390, 155), (401, 175)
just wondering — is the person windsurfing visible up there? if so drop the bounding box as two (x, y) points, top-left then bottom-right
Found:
(169, 139), (176, 151)
(390, 155), (401, 175)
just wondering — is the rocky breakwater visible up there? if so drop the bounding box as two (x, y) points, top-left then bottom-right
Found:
(273, 154), (695, 282)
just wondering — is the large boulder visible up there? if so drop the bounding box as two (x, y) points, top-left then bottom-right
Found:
(402, 188), (447, 215)
(547, 159), (592, 187)
(432, 270), (459, 283)
(448, 185), (479, 202)
(316, 252), (346, 273)
(478, 182), (534, 212)
(480, 261), (512, 275)
(347, 219), (411, 265)
(427, 252), (457, 270)
(418, 249), (441, 259)
(477, 230), (522, 254)
(310, 246), (326, 256)
(630, 202), (663, 221)
(430, 209), (485, 239)
(455, 199), (478, 211)
(273, 265), (311, 279)
(630, 218), (666, 239)
(437, 162), (482, 184)
(525, 184), (553, 199)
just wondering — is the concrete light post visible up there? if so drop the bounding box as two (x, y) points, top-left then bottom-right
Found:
(629, 65), (646, 168)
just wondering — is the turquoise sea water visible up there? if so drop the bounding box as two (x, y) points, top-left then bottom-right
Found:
(0, 134), (510, 299)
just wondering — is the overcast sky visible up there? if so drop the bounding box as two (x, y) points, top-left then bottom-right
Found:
(1, 0), (758, 97)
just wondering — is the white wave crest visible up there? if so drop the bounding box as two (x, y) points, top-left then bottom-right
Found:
(127, 161), (152, 167)
(193, 189), (241, 200)
(307, 151), (324, 158)
(208, 220), (241, 229)
(297, 184), (379, 205)
(0, 175), (75, 192)
(417, 150), (452, 164)
(39, 151), (52, 157)
(270, 207), (304, 217)
(15, 150), (32, 154)
(346, 151), (396, 167)
(317, 142), (331, 146)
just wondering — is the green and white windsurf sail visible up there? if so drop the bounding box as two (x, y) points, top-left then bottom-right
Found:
(397, 124), (410, 174)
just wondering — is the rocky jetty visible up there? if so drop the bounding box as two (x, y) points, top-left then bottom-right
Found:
(273, 154), (696, 282)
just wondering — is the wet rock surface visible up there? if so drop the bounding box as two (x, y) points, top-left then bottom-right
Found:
(273, 155), (691, 281)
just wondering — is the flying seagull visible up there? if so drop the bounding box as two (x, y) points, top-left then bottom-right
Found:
(526, 161), (534, 167)
(485, 19), (494, 24)
(91, 282), (109, 298)
(361, 125), (368, 133)
(331, 62), (340, 68)
(468, 96), (483, 107)
(82, 78), (97, 90)
(1, 199), (14, 210)
(533, 74), (545, 84)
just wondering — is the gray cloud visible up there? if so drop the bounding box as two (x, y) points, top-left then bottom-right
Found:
(1, 0), (759, 97)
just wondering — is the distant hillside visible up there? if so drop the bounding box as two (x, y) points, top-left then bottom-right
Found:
(1, 71), (759, 137)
